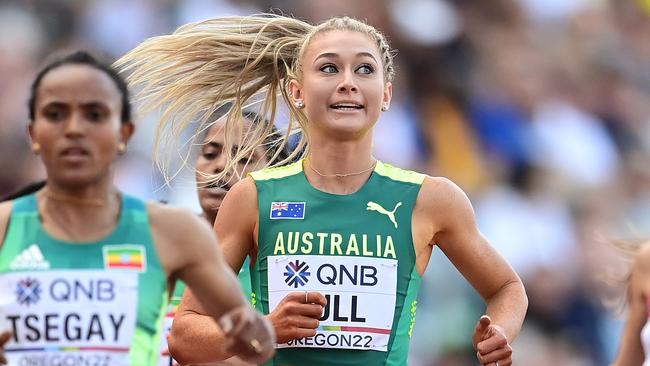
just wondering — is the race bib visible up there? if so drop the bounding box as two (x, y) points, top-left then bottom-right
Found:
(267, 255), (397, 352)
(158, 296), (181, 366)
(0, 270), (138, 366)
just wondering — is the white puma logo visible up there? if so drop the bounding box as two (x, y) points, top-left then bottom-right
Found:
(366, 201), (402, 228)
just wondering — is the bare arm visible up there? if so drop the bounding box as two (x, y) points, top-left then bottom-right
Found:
(168, 178), (258, 363)
(170, 287), (238, 363)
(150, 199), (273, 364)
(0, 201), (13, 250)
(151, 202), (248, 321)
(0, 330), (10, 364)
(170, 178), (326, 363)
(612, 246), (650, 366)
(418, 177), (527, 365)
(0, 201), (13, 362)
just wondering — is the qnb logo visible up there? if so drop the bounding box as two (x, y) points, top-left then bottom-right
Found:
(284, 260), (311, 288)
(15, 277), (42, 306)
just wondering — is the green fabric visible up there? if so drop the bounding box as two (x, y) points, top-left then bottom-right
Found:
(0, 193), (168, 365)
(239, 256), (253, 303)
(134, 292), (169, 365)
(250, 160), (425, 366)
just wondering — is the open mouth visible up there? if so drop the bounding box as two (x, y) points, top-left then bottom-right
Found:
(203, 180), (232, 192)
(330, 102), (364, 111)
(60, 146), (90, 158)
(59, 146), (90, 164)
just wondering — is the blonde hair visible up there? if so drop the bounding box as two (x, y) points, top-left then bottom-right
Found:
(115, 14), (394, 184)
(602, 238), (649, 314)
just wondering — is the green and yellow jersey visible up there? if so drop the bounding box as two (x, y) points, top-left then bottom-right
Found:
(250, 160), (425, 366)
(0, 193), (168, 366)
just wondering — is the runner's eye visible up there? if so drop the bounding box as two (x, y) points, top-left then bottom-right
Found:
(356, 64), (374, 74)
(320, 64), (338, 73)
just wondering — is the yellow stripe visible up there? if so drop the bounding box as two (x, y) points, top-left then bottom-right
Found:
(249, 160), (303, 181)
(107, 254), (143, 263)
(374, 161), (426, 185)
(639, 0), (650, 14)
(250, 159), (426, 185)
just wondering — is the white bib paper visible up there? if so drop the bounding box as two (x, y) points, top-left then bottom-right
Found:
(267, 255), (397, 351)
(157, 296), (181, 366)
(0, 270), (138, 366)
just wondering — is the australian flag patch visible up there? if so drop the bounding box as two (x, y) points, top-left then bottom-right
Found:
(270, 202), (305, 220)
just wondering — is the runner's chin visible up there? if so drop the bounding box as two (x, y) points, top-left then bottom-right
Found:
(199, 188), (227, 213)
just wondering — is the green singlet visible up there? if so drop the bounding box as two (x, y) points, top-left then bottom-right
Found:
(0, 193), (168, 366)
(249, 160), (425, 366)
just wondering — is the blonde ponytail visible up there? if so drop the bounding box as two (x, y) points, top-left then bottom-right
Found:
(601, 238), (649, 313)
(115, 14), (394, 184)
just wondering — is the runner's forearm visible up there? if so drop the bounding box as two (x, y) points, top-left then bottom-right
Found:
(169, 313), (235, 363)
(484, 280), (527, 342)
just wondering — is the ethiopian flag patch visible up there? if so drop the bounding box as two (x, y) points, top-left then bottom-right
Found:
(103, 245), (146, 272)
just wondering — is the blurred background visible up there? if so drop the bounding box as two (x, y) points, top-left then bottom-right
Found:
(2, 0), (650, 364)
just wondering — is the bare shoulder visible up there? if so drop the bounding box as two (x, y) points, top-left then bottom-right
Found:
(418, 176), (473, 215)
(0, 200), (13, 246)
(216, 176), (259, 223)
(227, 176), (258, 203)
(146, 201), (209, 240)
(633, 243), (650, 273)
(214, 177), (259, 233)
(146, 200), (218, 275)
(421, 176), (465, 194)
(0, 201), (13, 222)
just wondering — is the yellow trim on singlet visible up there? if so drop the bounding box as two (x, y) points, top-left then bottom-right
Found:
(374, 162), (426, 185)
(250, 160), (426, 185)
(249, 160), (303, 181)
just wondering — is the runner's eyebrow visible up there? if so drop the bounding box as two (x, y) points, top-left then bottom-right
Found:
(314, 52), (379, 64)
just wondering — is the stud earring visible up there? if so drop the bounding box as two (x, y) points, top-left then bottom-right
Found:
(32, 142), (41, 155)
(295, 101), (305, 109)
(117, 142), (126, 154)
(381, 104), (389, 112)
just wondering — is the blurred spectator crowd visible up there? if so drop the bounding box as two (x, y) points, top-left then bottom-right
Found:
(1, 0), (650, 365)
